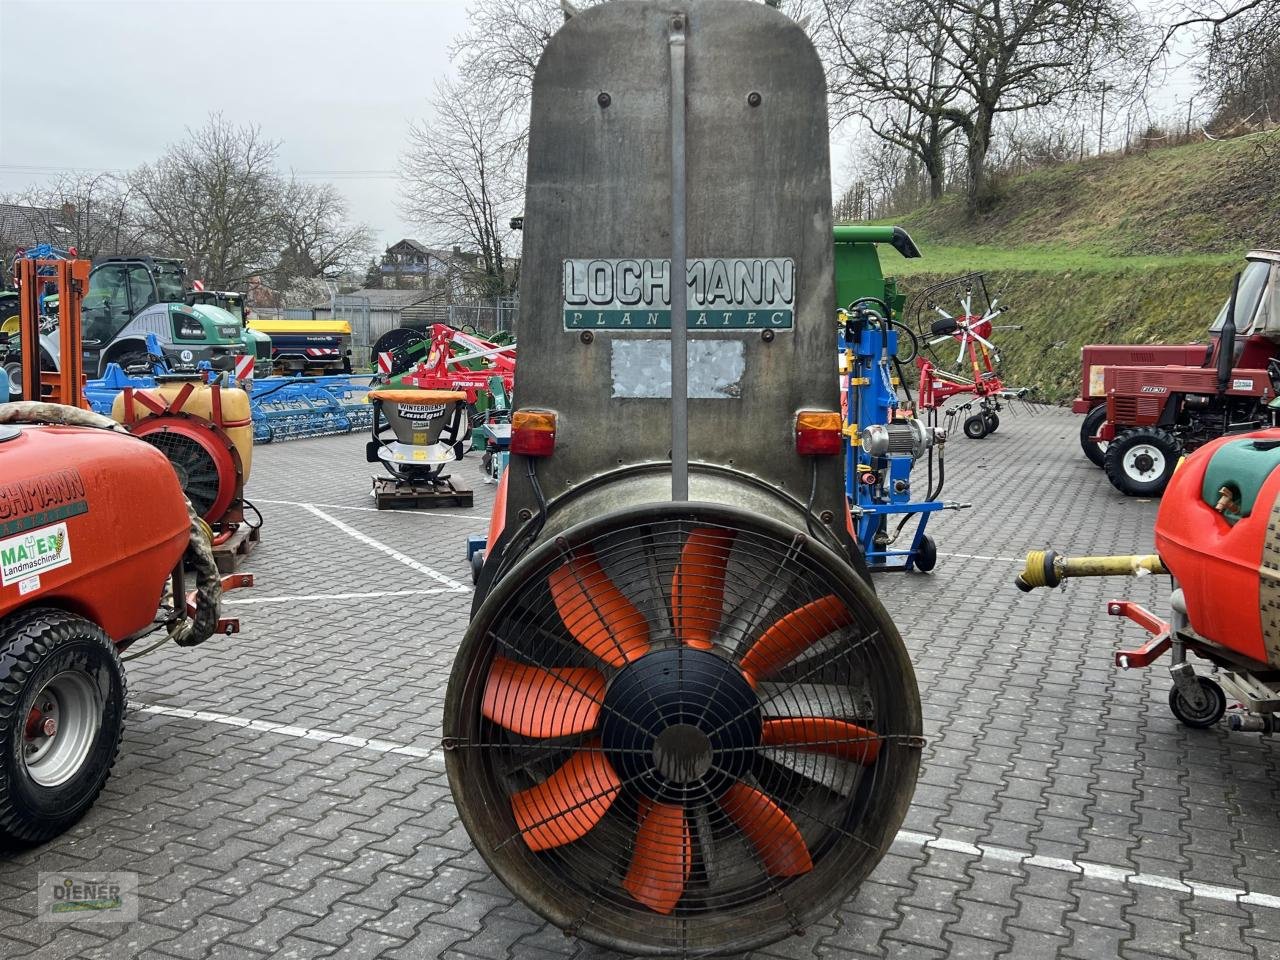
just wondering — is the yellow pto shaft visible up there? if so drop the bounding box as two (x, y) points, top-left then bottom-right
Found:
(1015, 549), (1167, 592)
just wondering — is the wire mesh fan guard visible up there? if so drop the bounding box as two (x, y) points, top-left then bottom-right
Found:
(445, 505), (921, 956)
(140, 427), (225, 520)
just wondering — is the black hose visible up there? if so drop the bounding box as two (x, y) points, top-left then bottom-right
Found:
(242, 497), (264, 531)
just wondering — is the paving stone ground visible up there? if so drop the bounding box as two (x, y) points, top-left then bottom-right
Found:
(2, 404), (1279, 959)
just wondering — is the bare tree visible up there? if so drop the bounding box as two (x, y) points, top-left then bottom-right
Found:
(401, 79), (522, 298)
(129, 114), (284, 288)
(274, 180), (375, 287)
(1192, 1), (1280, 127)
(0, 173), (138, 257)
(820, 0), (964, 201)
(936, 0), (1145, 212)
(821, 0), (1144, 214)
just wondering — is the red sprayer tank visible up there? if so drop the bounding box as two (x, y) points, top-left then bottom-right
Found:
(0, 424), (190, 639)
(1153, 427), (1280, 668)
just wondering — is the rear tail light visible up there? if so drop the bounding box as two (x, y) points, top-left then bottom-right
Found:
(512, 409), (557, 457)
(795, 411), (843, 455)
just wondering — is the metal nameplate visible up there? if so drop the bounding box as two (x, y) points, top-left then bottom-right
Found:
(563, 258), (795, 330)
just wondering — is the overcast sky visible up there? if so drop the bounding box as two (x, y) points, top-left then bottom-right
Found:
(1, 0), (1202, 255)
(0, 0), (469, 248)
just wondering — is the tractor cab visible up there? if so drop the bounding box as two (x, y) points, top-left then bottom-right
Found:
(1209, 251), (1280, 369)
(75, 258), (243, 374)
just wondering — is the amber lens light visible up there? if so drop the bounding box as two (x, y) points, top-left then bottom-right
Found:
(512, 409), (558, 457)
(795, 411), (843, 456)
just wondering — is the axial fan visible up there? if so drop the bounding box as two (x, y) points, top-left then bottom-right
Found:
(445, 504), (920, 956)
(130, 415), (244, 525)
(112, 377), (253, 529)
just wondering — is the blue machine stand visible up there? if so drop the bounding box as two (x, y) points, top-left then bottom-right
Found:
(842, 298), (967, 572)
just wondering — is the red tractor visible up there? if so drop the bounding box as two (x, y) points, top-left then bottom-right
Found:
(1076, 250), (1280, 496)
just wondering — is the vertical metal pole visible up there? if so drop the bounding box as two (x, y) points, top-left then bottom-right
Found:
(669, 17), (689, 501)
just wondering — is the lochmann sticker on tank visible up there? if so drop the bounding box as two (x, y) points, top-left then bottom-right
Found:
(1, 522), (72, 587)
(563, 258), (795, 330)
(0, 468), (89, 538)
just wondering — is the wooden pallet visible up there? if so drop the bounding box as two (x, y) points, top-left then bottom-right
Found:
(212, 523), (261, 574)
(372, 475), (474, 510)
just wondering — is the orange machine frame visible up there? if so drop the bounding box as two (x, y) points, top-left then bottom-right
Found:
(16, 257), (90, 408)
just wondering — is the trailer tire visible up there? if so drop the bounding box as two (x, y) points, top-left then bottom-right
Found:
(963, 415), (988, 439)
(1168, 676), (1226, 729)
(983, 412), (1000, 434)
(0, 608), (125, 846)
(1079, 405), (1109, 468)
(1104, 427), (1181, 497)
(914, 535), (937, 573)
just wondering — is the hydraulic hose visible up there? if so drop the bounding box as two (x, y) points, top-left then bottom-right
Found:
(1015, 550), (1167, 592)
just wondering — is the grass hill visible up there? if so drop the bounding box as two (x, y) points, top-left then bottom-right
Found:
(866, 131), (1279, 403)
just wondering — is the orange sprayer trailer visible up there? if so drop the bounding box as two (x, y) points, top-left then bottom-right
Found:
(0, 407), (248, 844)
(1017, 426), (1280, 731)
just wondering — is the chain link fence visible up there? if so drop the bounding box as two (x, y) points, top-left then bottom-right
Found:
(447, 298), (519, 336)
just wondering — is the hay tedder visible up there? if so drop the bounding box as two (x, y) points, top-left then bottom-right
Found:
(444, 4), (920, 955)
(910, 273), (1030, 439)
(1017, 427), (1280, 731)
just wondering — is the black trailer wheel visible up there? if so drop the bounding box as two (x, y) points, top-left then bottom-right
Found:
(1103, 427), (1181, 497)
(963, 414), (988, 439)
(470, 550), (485, 585)
(1168, 676), (1226, 729)
(983, 411), (1000, 434)
(1079, 405), (1110, 468)
(0, 608), (126, 845)
(914, 534), (938, 572)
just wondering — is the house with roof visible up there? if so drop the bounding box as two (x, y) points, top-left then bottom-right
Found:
(0, 202), (79, 251)
(379, 239), (481, 293)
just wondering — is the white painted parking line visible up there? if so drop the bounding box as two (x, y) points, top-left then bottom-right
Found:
(256, 498), (488, 522)
(136, 701), (1280, 912)
(223, 588), (462, 606)
(938, 552), (1024, 563)
(894, 830), (1280, 910)
(136, 703), (440, 761)
(299, 503), (468, 592)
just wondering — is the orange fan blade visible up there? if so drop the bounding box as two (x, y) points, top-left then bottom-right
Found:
(623, 800), (691, 914)
(739, 595), (853, 685)
(720, 782), (812, 877)
(671, 528), (734, 649)
(512, 745), (621, 851)
(761, 717), (881, 766)
(549, 552), (651, 667)
(482, 657), (606, 739)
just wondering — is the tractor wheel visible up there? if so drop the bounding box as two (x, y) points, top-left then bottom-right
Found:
(914, 535), (938, 573)
(983, 411), (1000, 435)
(1168, 676), (1226, 729)
(1104, 427), (1181, 497)
(111, 350), (150, 376)
(3, 360), (21, 400)
(0, 608), (126, 845)
(963, 415), (988, 439)
(1079, 405), (1110, 468)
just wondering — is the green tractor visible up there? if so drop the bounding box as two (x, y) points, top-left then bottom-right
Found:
(3, 257), (269, 397)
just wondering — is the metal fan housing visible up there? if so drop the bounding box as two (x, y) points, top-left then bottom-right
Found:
(445, 500), (921, 956)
